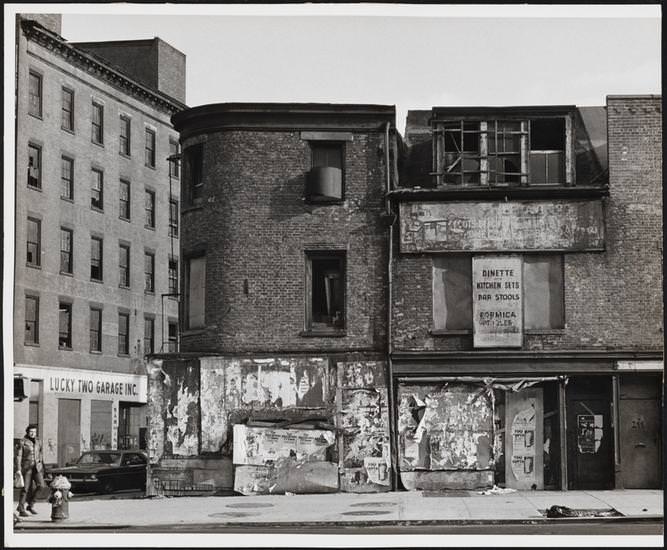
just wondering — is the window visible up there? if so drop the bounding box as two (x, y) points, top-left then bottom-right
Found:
(169, 138), (180, 177)
(119, 115), (131, 156)
(26, 217), (41, 267)
(186, 255), (206, 329)
(119, 179), (130, 220)
(431, 255), (564, 334)
(144, 252), (155, 293)
(60, 227), (73, 274)
(90, 307), (102, 352)
(168, 320), (178, 352)
(145, 189), (155, 228)
(119, 244), (130, 287)
(169, 199), (179, 237)
(144, 316), (154, 355)
(306, 252), (346, 331)
(25, 295), (39, 345)
(168, 259), (178, 295)
(118, 312), (129, 355)
(29, 381), (41, 433)
(28, 71), (42, 117)
(523, 255), (564, 329)
(91, 102), (104, 144)
(308, 142), (344, 202)
(91, 169), (104, 210)
(434, 116), (568, 187)
(184, 143), (204, 203)
(28, 144), (41, 189)
(59, 302), (72, 349)
(91, 236), (103, 281)
(432, 256), (473, 331)
(61, 87), (74, 131)
(61, 156), (74, 200)
(145, 128), (156, 167)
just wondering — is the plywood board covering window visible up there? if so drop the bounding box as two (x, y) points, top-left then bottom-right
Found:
(432, 256), (472, 330)
(523, 256), (564, 329)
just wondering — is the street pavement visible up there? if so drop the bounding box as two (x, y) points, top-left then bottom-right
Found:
(12, 488), (663, 530)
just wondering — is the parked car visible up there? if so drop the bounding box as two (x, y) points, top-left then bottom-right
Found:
(47, 450), (147, 494)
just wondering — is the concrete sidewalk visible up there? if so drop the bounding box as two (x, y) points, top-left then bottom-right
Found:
(13, 489), (663, 530)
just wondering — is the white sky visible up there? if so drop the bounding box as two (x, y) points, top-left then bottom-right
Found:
(22, 4), (662, 134)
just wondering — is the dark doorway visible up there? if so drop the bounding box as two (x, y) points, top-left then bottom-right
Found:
(566, 376), (614, 489)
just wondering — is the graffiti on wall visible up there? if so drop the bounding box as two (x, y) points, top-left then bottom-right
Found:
(397, 383), (494, 471)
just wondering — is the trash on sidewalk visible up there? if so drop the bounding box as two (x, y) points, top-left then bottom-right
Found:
(477, 484), (517, 495)
(545, 505), (622, 518)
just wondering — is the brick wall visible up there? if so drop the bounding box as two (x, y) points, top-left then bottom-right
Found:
(179, 128), (389, 354)
(392, 98), (662, 352)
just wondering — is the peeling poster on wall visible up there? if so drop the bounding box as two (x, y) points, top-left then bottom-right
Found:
(577, 414), (603, 454)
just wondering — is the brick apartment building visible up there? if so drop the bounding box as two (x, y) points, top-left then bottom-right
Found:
(147, 96), (661, 495)
(390, 97), (662, 491)
(13, 14), (185, 466)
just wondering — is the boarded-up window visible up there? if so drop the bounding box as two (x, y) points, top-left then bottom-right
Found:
(523, 255), (564, 329)
(432, 256), (472, 330)
(187, 256), (206, 329)
(90, 400), (112, 450)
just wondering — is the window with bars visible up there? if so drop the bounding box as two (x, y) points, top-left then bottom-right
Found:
(91, 169), (104, 210)
(90, 307), (102, 352)
(119, 244), (130, 288)
(60, 227), (73, 274)
(144, 252), (155, 293)
(120, 115), (131, 156)
(59, 302), (72, 349)
(145, 190), (155, 228)
(25, 295), (39, 345)
(169, 138), (180, 177)
(28, 71), (42, 117)
(144, 316), (154, 355)
(91, 236), (103, 281)
(61, 156), (74, 200)
(119, 179), (130, 220)
(91, 102), (104, 144)
(168, 259), (178, 294)
(26, 217), (41, 267)
(434, 117), (568, 187)
(145, 128), (156, 167)
(118, 312), (129, 355)
(169, 199), (179, 237)
(28, 144), (41, 189)
(61, 87), (74, 131)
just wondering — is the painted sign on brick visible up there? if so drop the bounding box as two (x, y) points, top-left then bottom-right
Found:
(400, 200), (605, 253)
(472, 256), (523, 348)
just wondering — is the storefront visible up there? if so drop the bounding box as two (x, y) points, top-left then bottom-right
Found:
(13, 365), (148, 467)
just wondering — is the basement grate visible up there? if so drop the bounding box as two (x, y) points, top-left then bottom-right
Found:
(226, 502), (275, 509)
(349, 502), (397, 508)
(341, 510), (393, 517)
(422, 490), (471, 497)
(208, 511), (259, 518)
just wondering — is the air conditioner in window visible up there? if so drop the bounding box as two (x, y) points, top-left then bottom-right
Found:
(306, 166), (342, 202)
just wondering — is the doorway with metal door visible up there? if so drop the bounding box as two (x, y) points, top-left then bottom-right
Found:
(57, 398), (81, 466)
(566, 376), (614, 490)
(619, 374), (662, 488)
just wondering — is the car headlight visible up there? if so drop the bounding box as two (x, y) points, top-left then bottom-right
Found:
(85, 474), (98, 481)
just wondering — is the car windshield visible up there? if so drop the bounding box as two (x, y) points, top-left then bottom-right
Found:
(77, 452), (122, 465)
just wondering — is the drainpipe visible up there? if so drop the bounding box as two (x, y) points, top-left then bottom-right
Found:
(384, 121), (399, 490)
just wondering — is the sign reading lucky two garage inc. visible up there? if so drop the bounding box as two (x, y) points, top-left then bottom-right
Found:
(472, 256), (523, 348)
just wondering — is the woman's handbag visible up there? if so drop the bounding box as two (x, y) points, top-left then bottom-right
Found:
(14, 471), (24, 489)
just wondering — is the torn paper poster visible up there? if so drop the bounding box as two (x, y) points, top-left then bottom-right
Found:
(232, 424), (335, 466)
(363, 456), (391, 486)
(233, 460), (339, 495)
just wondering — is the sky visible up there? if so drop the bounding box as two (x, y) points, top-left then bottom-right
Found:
(40, 4), (664, 134)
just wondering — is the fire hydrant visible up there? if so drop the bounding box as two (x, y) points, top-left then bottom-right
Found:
(48, 475), (73, 521)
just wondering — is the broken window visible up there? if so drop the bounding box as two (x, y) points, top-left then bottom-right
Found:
(434, 115), (568, 187)
(91, 168), (104, 210)
(306, 252), (346, 331)
(523, 255), (564, 329)
(28, 143), (41, 189)
(432, 255), (472, 330)
(59, 302), (72, 349)
(186, 255), (206, 329)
